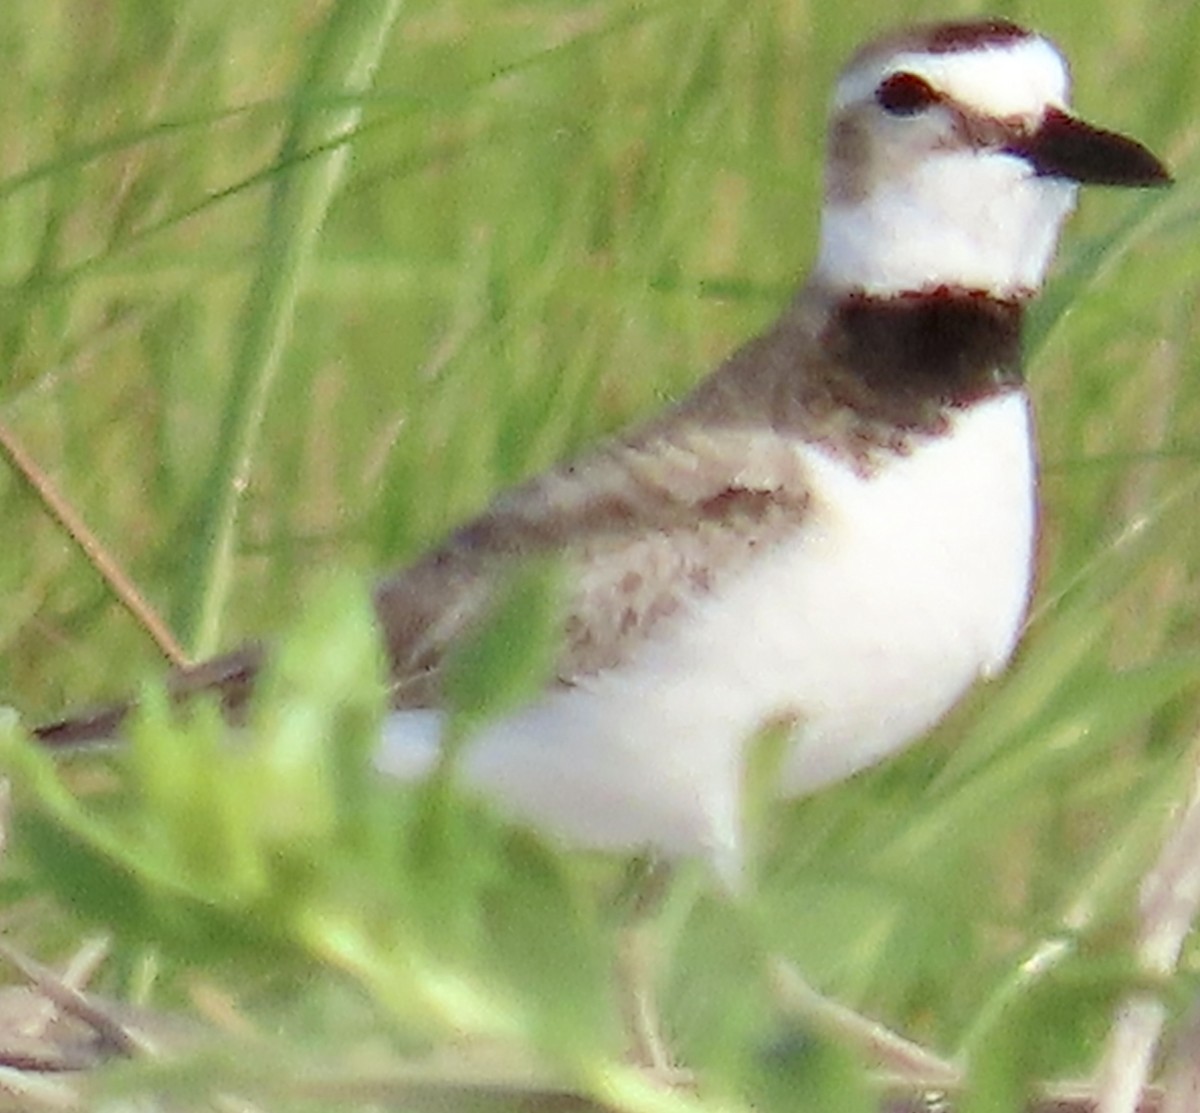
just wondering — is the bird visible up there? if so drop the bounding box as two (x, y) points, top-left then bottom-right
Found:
(33, 18), (1171, 886)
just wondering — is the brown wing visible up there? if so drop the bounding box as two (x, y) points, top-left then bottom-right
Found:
(374, 421), (813, 708)
(33, 297), (835, 746)
(32, 426), (813, 747)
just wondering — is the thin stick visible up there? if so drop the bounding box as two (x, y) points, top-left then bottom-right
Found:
(769, 955), (962, 1086)
(1095, 751), (1200, 1113)
(0, 418), (191, 669)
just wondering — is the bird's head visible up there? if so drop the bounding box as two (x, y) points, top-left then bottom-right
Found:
(815, 20), (1170, 299)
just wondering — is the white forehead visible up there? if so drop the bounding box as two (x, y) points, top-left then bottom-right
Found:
(833, 35), (1071, 119)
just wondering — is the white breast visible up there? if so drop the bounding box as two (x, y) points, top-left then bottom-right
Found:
(745, 389), (1036, 793)
(377, 392), (1036, 875)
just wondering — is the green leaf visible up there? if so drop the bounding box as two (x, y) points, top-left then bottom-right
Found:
(249, 570), (389, 856)
(441, 557), (565, 742)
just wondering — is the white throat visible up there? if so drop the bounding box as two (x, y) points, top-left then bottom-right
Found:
(815, 152), (1079, 296)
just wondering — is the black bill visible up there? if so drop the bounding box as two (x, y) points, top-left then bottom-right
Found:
(1007, 108), (1171, 187)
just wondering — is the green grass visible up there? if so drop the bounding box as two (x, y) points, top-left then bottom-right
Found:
(2, 1), (1199, 1110)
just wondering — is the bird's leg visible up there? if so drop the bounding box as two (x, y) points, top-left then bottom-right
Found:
(611, 855), (694, 1081)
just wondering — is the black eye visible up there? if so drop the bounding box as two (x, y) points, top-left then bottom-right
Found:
(876, 72), (938, 116)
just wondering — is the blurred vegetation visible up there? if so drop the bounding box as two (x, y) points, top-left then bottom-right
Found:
(1, 0), (1199, 1109)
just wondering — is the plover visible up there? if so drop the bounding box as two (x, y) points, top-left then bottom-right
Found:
(35, 19), (1171, 884)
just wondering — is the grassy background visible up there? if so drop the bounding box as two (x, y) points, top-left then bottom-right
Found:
(1, 0), (1199, 1109)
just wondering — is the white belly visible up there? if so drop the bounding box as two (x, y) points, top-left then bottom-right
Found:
(378, 393), (1036, 874)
